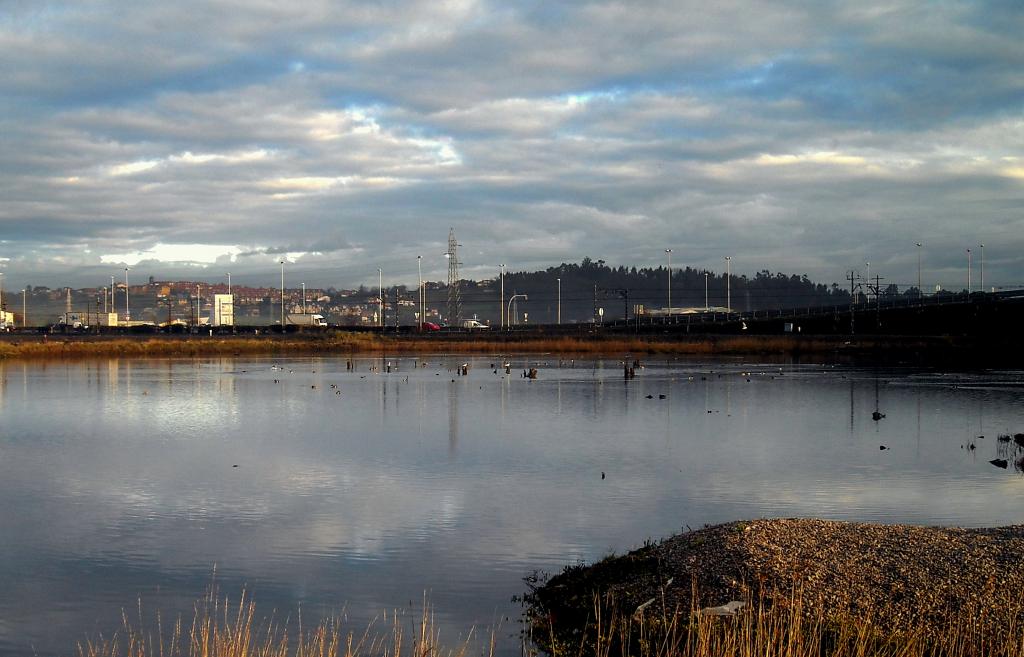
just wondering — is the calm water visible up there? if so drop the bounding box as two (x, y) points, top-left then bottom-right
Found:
(2, 356), (1024, 656)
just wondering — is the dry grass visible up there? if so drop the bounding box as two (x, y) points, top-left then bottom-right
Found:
(73, 587), (1024, 657)
(528, 587), (1024, 657)
(0, 332), (890, 362)
(77, 591), (492, 657)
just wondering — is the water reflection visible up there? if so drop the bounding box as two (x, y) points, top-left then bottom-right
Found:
(0, 358), (1023, 657)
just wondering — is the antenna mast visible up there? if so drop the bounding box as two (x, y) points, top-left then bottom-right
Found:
(446, 227), (462, 325)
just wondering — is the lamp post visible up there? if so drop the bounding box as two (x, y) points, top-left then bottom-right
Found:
(499, 264), (505, 329)
(21, 289), (26, 328)
(916, 243), (922, 299)
(665, 248), (672, 318)
(111, 275), (115, 318)
(704, 271), (709, 311)
(557, 277), (561, 325)
(302, 283), (306, 314)
(279, 260), (285, 328)
(124, 267), (130, 321)
(378, 268), (383, 328)
(417, 255), (423, 330)
(724, 256), (731, 313)
(979, 243), (985, 292)
(196, 284), (201, 325)
(226, 272), (231, 295)
(507, 294), (527, 327)
(966, 249), (972, 293)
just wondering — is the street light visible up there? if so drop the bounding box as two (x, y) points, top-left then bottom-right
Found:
(417, 255), (423, 331)
(21, 289), (26, 328)
(704, 271), (709, 311)
(724, 256), (732, 313)
(499, 264), (505, 329)
(226, 272), (231, 295)
(280, 260), (285, 327)
(557, 278), (561, 325)
(665, 248), (673, 317)
(916, 243), (922, 299)
(507, 294), (527, 327)
(378, 268), (383, 328)
(966, 248), (972, 293)
(979, 243), (985, 292)
(124, 267), (130, 321)
(302, 282), (306, 315)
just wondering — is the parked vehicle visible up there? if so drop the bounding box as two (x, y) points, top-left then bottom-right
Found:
(460, 319), (489, 330)
(420, 322), (441, 331)
(286, 313), (328, 327)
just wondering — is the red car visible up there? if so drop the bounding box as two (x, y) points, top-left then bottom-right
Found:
(420, 322), (441, 331)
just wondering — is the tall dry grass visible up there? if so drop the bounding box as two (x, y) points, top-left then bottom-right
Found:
(528, 588), (1024, 657)
(74, 587), (1024, 657)
(0, 333), (870, 362)
(77, 591), (492, 657)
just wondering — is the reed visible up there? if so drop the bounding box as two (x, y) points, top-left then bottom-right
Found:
(0, 333), (890, 361)
(77, 590), (489, 657)
(73, 587), (1024, 657)
(527, 587), (1024, 657)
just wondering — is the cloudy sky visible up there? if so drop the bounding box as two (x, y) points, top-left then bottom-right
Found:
(1, 1), (1021, 291)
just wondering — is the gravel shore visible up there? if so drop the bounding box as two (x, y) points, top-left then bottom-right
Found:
(529, 519), (1024, 639)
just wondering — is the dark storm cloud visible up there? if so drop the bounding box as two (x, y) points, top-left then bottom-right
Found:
(0, 1), (1021, 291)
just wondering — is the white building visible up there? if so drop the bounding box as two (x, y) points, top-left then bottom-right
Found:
(209, 294), (234, 326)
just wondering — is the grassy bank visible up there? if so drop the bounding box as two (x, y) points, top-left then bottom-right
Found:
(0, 332), (960, 361)
(76, 588), (1024, 657)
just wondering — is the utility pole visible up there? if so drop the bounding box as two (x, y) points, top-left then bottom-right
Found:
(873, 274), (884, 331)
(302, 282), (306, 315)
(557, 277), (561, 325)
(280, 260), (285, 330)
(846, 270), (858, 335)
(593, 284), (598, 324)
(499, 264), (505, 329)
(394, 288), (400, 330)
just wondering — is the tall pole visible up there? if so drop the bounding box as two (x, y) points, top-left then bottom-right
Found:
(499, 264), (505, 329)
(302, 283), (306, 314)
(665, 248), (672, 316)
(124, 267), (130, 321)
(417, 255), (423, 330)
(227, 272), (231, 295)
(704, 271), (709, 310)
(916, 242), (922, 299)
(22, 289), (26, 328)
(557, 277), (561, 325)
(724, 256), (731, 313)
(111, 275), (115, 317)
(966, 249), (972, 293)
(196, 284), (201, 325)
(280, 260), (285, 328)
(378, 268), (383, 328)
(979, 243), (985, 292)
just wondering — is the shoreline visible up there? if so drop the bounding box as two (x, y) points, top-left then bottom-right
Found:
(0, 331), (1009, 363)
(526, 518), (1024, 649)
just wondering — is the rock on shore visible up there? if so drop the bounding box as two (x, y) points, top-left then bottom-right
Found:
(528, 518), (1024, 639)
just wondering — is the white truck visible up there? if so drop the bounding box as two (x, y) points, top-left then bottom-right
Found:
(286, 313), (328, 327)
(460, 319), (489, 330)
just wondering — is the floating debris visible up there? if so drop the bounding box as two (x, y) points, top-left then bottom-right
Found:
(697, 600), (746, 617)
(990, 459), (1008, 469)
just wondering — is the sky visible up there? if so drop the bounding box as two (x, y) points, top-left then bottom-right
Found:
(1, 1), (1022, 292)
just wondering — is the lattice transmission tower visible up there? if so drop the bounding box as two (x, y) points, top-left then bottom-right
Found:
(445, 227), (462, 325)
